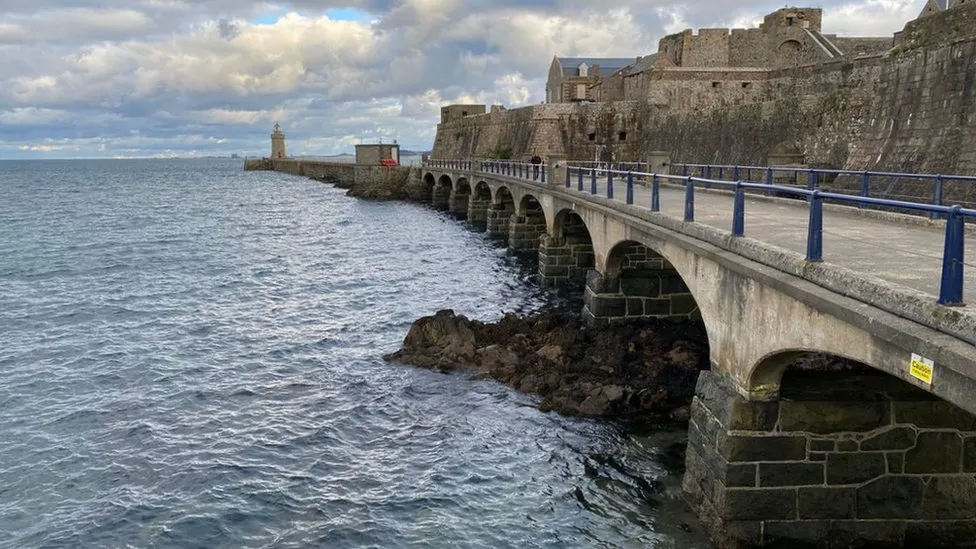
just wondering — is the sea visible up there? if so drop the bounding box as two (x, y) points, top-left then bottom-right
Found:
(0, 158), (715, 548)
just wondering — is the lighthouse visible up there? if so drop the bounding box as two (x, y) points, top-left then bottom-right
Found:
(270, 122), (287, 159)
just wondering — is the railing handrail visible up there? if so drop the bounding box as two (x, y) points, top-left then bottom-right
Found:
(673, 162), (976, 183)
(423, 159), (972, 307)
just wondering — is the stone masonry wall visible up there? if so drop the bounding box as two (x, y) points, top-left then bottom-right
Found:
(432, 4), (976, 202)
(685, 370), (976, 549)
(583, 244), (700, 325)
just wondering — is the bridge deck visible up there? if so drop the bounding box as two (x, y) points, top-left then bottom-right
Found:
(580, 179), (976, 308)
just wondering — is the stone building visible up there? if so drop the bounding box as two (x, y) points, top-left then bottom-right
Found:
(585, 7), (892, 109)
(546, 57), (637, 103)
(920, 0), (969, 17)
(271, 122), (286, 159)
(440, 104), (486, 123)
(355, 143), (400, 165)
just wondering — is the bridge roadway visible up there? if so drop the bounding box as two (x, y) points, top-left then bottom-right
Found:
(595, 177), (976, 310)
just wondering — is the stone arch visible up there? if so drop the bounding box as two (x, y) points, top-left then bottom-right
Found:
(432, 174), (452, 210)
(749, 349), (874, 398)
(448, 177), (471, 218)
(777, 39), (803, 64)
(509, 194), (548, 256)
(585, 239), (701, 325)
(486, 186), (516, 240)
(422, 173), (436, 203)
(466, 181), (493, 226)
(539, 209), (595, 292)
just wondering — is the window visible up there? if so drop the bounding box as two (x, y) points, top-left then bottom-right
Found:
(588, 133), (596, 141)
(742, 82), (752, 89)
(712, 81), (721, 88)
(618, 131), (627, 141)
(461, 111), (468, 116)
(576, 84), (587, 98)
(786, 16), (794, 26)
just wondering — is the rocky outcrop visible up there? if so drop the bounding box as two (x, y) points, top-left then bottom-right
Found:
(384, 310), (710, 421)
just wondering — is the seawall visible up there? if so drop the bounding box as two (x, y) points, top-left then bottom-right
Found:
(245, 158), (430, 201)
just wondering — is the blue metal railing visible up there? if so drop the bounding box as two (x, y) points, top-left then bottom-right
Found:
(425, 159), (474, 171)
(424, 159), (973, 306)
(672, 163), (976, 218)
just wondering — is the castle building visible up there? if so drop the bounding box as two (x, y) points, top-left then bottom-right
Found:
(546, 57), (637, 103)
(271, 122), (286, 159)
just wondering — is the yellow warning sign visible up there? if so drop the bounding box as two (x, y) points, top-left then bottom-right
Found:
(910, 353), (934, 385)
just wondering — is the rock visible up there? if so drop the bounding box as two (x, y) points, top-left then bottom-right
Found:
(384, 310), (714, 421)
(536, 344), (564, 362)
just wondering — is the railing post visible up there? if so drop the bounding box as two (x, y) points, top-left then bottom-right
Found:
(718, 166), (724, 180)
(932, 175), (945, 220)
(684, 177), (695, 222)
(607, 171), (614, 199)
(806, 191), (824, 262)
(682, 164), (689, 177)
(578, 168), (584, 191)
(939, 205), (965, 306)
(626, 172), (634, 205)
(542, 165), (546, 183)
(859, 171), (870, 208)
(590, 169), (597, 195)
(765, 167), (773, 196)
(733, 165), (740, 181)
(652, 174), (660, 212)
(732, 181), (745, 237)
(807, 169), (817, 191)
(565, 166), (571, 188)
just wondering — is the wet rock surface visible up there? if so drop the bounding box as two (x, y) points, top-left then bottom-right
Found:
(384, 309), (711, 421)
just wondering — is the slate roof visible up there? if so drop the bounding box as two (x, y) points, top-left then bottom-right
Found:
(557, 57), (636, 76)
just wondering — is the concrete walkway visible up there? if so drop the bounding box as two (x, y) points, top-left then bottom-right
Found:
(567, 177), (976, 309)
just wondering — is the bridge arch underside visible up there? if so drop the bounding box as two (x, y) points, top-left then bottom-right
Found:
(686, 359), (976, 549)
(467, 181), (492, 226)
(448, 178), (471, 218)
(486, 186), (515, 240)
(539, 210), (595, 294)
(432, 174), (452, 210)
(422, 173), (436, 203)
(508, 194), (547, 256)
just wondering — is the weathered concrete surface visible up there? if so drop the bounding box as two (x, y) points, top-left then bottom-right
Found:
(423, 168), (976, 418)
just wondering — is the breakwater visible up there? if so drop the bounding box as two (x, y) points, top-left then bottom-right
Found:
(245, 158), (429, 201)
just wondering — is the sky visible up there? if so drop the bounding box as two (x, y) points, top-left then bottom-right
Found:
(0, 0), (927, 159)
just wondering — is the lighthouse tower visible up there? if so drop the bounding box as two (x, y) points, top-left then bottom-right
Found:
(270, 122), (287, 159)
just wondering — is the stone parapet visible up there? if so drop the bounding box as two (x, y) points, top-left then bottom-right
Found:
(685, 370), (976, 549)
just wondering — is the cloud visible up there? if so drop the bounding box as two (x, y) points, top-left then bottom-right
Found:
(0, 0), (930, 158)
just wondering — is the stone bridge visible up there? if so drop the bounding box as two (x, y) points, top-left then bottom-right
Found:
(421, 162), (976, 549)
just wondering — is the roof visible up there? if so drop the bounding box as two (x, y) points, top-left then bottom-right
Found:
(631, 53), (666, 73)
(556, 57), (635, 76)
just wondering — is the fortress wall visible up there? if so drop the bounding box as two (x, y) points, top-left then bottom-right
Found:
(432, 3), (976, 187)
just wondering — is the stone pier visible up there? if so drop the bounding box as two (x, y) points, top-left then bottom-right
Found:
(467, 194), (492, 226)
(486, 204), (514, 240)
(449, 187), (470, 218)
(685, 370), (976, 549)
(508, 212), (547, 255)
(432, 183), (451, 210)
(538, 235), (594, 288)
(583, 244), (699, 325)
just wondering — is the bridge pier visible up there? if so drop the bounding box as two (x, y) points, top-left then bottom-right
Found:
(686, 370), (976, 549)
(449, 186), (470, 218)
(467, 194), (491, 226)
(486, 204), (513, 240)
(582, 243), (699, 325)
(508, 213), (547, 256)
(432, 182), (451, 210)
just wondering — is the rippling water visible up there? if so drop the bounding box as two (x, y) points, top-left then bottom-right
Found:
(0, 159), (714, 548)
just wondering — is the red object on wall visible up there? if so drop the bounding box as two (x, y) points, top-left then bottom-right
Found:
(380, 158), (399, 166)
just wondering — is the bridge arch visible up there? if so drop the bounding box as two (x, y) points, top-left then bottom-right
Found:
(466, 181), (493, 226)
(584, 238), (702, 325)
(539, 209), (595, 292)
(509, 194), (548, 256)
(486, 186), (516, 241)
(448, 177), (471, 218)
(432, 174), (452, 210)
